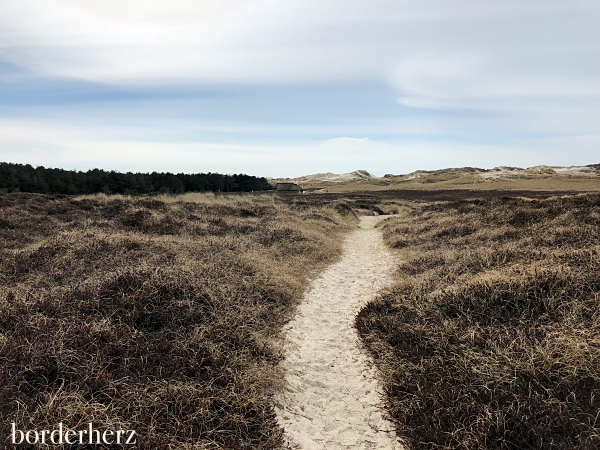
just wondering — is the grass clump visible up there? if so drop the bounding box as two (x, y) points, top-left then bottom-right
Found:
(0, 193), (352, 449)
(356, 194), (600, 449)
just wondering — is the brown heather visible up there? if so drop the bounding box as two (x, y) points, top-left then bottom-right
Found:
(0, 192), (355, 449)
(356, 193), (600, 449)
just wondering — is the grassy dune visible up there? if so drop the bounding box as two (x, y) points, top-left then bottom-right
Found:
(0, 193), (354, 449)
(356, 194), (600, 449)
(293, 173), (600, 194)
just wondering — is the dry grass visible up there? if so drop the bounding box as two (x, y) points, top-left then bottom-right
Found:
(300, 174), (600, 193)
(356, 194), (600, 449)
(0, 192), (353, 449)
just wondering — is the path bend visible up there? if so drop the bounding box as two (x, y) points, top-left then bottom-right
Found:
(275, 215), (404, 449)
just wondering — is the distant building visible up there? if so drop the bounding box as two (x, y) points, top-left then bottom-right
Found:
(274, 182), (304, 193)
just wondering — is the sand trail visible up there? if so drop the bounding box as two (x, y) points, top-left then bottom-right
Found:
(275, 216), (404, 449)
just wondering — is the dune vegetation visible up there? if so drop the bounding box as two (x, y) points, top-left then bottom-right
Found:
(3, 188), (599, 449)
(356, 194), (600, 449)
(0, 192), (355, 449)
(281, 165), (600, 194)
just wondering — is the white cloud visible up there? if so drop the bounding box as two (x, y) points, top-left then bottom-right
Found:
(1, 0), (598, 90)
(392, 51), (600, 111)
(0, 1), (598, 173)
(1, 120), (597, 177)
(317, 137), (390, 153)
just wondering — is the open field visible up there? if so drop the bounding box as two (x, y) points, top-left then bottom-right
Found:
(0, 193), (355, 449)
(287, 189), (588, 206)
(273, 166), (600, 193)
(305, 177), (600, 194)
(356, 194), (600, 449)
(3, 188), (600, 449)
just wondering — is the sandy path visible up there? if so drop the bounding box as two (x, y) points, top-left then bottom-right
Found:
(275, 216), (404, 449)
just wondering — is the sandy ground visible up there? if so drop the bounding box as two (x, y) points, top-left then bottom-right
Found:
(275, 216), (404, 449)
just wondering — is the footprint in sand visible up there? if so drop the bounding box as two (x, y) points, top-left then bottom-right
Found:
(275, 215), (405, 449)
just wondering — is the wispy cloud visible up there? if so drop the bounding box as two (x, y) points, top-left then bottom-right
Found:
(0, 1), (598, 174)
(1, 120), (597, 177)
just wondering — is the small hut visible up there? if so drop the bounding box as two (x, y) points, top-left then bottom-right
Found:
(274, 182), (304, 194)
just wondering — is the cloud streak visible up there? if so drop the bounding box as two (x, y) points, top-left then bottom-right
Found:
(0, 1), (598, 174)
(1, 120), (597, 177)
(2, 1), (597, 88)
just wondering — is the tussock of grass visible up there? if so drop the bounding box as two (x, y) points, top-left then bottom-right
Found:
(0, 193), (351, 449)
(356, 194), (600, 449)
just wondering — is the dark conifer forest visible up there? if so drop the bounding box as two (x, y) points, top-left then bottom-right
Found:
(0, 162), (272, 195)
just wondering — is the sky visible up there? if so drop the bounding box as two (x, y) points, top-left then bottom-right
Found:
(0, 0), (598, 177)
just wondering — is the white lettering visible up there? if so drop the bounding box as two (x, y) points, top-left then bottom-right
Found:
(65, 429), (77, 444)
(11, 423), (24, 445)
(9, 423), (137, 446)
(88, 423), (100, 444)
(102, 429), (114, 444)
(25, 430), (39, 444)
(50, 422), (64, 444)
(125, 430), (137, 444)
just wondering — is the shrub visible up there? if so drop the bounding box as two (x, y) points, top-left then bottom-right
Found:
(357, 194), (600, 449)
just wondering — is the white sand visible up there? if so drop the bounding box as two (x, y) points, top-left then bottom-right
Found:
(275, 216), (404, 449)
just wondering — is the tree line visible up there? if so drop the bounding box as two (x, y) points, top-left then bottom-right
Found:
(0, 162), (273, 195)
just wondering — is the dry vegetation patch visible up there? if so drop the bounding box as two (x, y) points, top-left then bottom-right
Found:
(0, 193), (352, 449)
(356, 194), (600, 449)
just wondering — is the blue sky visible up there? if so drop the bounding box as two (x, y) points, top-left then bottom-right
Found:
(0, 0), (598, 177)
